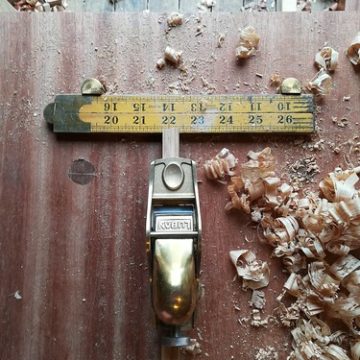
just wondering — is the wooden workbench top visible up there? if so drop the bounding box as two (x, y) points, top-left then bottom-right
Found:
(0, 11), (359, 360)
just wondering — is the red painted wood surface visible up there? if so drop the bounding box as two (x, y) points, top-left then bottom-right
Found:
(0, 12), (360, 360)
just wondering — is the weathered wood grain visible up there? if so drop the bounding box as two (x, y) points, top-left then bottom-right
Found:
(1, 12), (360, 360)
(115, 0), (147, 11)
(216, 0), (242, 12)
(345, 0), (359, 10)
(0, 0), (15, 11)
(148, 0), (179, 12)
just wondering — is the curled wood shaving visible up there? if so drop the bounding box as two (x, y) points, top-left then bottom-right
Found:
(351, 341), (360, 360)
(343, 270), (360, 295)
(307, 69), (332, 96)
(164, 46), (183, 67)
(236, 26), (260, 60)
(330, 295), (360, 335)
(308, 261), (339, 299)
(262, 215), (299, 245)
(347, 32), (360, 66)
(167, 12), (183, 27)
(225, 176), (250, 213)
(241, 147), (276, 180)
(315, 46), (339, 72)
(203, 148), (237, 182)
(283, 253), (307, 273)
(319, 170), (359, 202)
(330, 254), (360, 280)
(229, 249), (270, 289)
(288, 318), (351, 360)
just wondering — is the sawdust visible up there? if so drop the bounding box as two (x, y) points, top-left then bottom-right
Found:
(332, 116), (349, 128)
(255, 346), (278, 360)
(287, 156), (320, 185)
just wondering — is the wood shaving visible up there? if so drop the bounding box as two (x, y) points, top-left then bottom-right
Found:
(347, 32), (360, 66)
(167, 12), (183, 27)
(255, 346), (278, 360)
(250, 309), (270, 327)
(250, 290), (266, 310)
(164, 46), (183, 67)
(204, 148), (237, 181)
(332, 116), (349, 128)
(307, 69), (332, 96)
(330, 254), (360, 280)
(225, 148), (277, 212)
(315, 46), (339, 72)
(270, 73), (282, 87)
(206, 147), (360, 358)
(288, 318), (351, 360)
(198, 0), (216, 11)
(319, 169), (359, 201)
(156, 58), (165, 70)
(288, 156), (320, 185)
(351, 340), (360, 360)
(236, 26), (260, 60)
(217, 33), (225, 48)
(200, 77), (216, 94)
(184, 339), (202, 355)
(229, 249), (270, 289)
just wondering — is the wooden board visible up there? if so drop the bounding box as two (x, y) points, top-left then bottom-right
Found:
(66, 0), (114, 12)
(345, 0), (359, 10)
(114, 0), (147, 11)
(148, 0), (179, 12)
(0, 0), (15, 11)
(1, 11), (360, 360)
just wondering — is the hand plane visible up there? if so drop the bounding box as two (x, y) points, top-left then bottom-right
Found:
(146, 130), (201, 347)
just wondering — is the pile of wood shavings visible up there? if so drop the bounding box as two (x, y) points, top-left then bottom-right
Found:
(204, 147), (360, 360)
